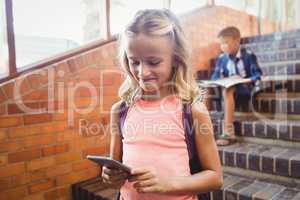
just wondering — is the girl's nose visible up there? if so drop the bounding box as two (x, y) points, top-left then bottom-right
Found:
(137, 63), (151, 77)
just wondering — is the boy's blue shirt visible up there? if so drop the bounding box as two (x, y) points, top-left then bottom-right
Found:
(210, 47), (262, 97)
(211, 48), (262, 81)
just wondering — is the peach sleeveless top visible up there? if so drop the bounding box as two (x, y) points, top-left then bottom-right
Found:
(120, 95), (197, 200)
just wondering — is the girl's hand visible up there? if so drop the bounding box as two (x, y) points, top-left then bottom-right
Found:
(101, 166), (129, 188)
(129, 167), (174, 194)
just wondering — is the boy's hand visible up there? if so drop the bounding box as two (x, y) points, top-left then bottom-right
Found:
(101, 166), (129, 188)
(129, 167), (174, 193)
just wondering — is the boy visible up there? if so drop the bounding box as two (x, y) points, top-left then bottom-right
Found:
(211, 26), (262, 146)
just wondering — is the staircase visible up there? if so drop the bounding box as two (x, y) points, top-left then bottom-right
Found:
(206, 29), (300, 200)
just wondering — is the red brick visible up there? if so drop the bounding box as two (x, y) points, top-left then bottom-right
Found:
(0, 163), (25, 178)
(0, 155), (7, 166)
(40, 121), (68, 134)
(0, 116), (23, 128)
(68, 97), (98, 109)
(0, 88), (7, 104)
(24, 113), (53, 125)
(15, 77), (31, 97)
(7, 102), (41, 114)
(27, 157), (55, 171)
(23, 134), (57, 148)
(72, 160), (97, 172)
(29, 179), (55, 194)
(0, 140), (24, 153)
(54, 62), (70, 81)
(9, 174), (30, 189)
(10, 169), (46, 187)
(0, 177), (12, 191)
(29, 169), (46, 182)
(38, 69), (49, 86)
(0, 129), (7, 141)
(52, 111), (68, 121)
(46, 163), (72, 177)
(1, 81), (15, 100)
(73, 87), (100, 98)
(42, 143), (69, 156)
(22, 88), (49, 101)
(23, 193), (44, 200)
(8, 125), (41, 138)
(0, 186), (28, 200)
(8, 149), (41, 163)
(67, 58), (80, 73)
(25, 72), (42, 90)
(56, 167), (98, 185)
(55, 152), (81, 164)
(44, 186), (69, 200)
(82, 146), (108, 158)
(57, 129), (82, 142)
(0, 104), (6, 115)
(76, 68), (100, 80)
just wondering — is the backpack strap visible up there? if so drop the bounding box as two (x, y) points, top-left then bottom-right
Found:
(182, 103), (196, 160)
(182, 103), (202, 174)
(116, 101), (129, 200)
(119, 101), (129, 139)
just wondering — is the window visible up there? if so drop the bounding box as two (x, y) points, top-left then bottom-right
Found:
(110, 0), (166, 35)
(13, 0), (106, 68)
(215, 0), (259, 15)
(170, 0), (207, 15)
(0, 0), (9, 77)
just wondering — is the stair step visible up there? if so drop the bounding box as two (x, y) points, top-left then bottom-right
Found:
(257, 92), (300, 98)
(260, 59), (300, 67)
(241, 29), (300, 44)
(260, 62), (300, 76)
(234, 119), (300, 143)
(218, 142), (300, 179)
(241, 38), (300, 53)
(209, 97), (300, 116)
(256, 48), (300, 64)
(212, 172), (300, 200)
(71, 177), (118, 200)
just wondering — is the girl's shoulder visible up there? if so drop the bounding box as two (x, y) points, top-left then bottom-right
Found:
(190, 100), (209, 118)
(110, 100), (126, 119)
(111, 100), (123, 112)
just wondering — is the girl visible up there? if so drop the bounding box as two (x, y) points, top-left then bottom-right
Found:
(102, 9), (223, 200)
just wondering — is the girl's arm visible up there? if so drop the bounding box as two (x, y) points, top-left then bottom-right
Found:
(102, 101), (128, 188)
(109, 101), (123, 161)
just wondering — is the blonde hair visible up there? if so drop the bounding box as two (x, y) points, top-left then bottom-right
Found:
(118, 9), (202, 105)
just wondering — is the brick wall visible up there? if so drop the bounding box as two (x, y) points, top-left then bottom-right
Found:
(0, 6), (276, 200)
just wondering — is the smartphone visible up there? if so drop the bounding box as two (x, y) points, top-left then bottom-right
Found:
(87, 155), (132, 174)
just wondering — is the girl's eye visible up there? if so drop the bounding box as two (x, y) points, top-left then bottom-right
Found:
(148, 60), (161, 66)
(129, 61), (139, 66)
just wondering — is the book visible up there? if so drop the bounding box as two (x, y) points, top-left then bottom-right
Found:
(87, 155), (132, 174)
(198, 76), (252, 88)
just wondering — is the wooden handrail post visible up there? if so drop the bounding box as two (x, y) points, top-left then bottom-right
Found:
(5, 0), (17, 76)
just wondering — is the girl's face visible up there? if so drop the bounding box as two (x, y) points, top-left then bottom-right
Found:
(125, 33), (175, 96)
(219, 36), (240, 56)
